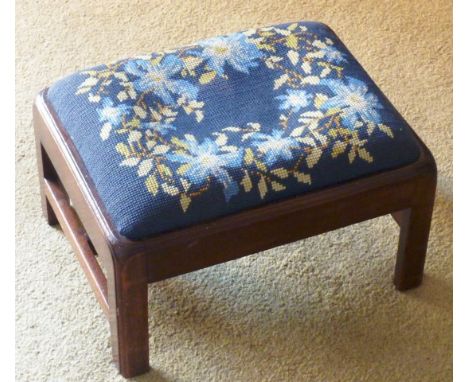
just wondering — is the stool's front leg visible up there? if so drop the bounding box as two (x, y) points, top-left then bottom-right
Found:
(393, 171), (437, 291)
(108, 253), (149, 377)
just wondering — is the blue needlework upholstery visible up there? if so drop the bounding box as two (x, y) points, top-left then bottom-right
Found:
(47, 22), (421, 240)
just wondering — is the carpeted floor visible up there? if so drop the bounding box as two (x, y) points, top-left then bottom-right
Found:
(15, 1), (452, 381)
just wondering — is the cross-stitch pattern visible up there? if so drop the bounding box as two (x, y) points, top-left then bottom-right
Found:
(47, 22), (420, 238)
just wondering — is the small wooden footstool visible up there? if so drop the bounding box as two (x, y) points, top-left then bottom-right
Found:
(34, 21), (437, 377)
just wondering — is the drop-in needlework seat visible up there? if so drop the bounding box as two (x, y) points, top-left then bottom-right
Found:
(34, 21), (436, 377)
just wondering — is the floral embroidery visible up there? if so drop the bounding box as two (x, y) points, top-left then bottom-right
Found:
(195, 33), (263, 76)
(73, 22), (395, 212)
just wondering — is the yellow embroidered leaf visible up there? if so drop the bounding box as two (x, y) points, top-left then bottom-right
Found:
(291, 126), (305, 137)
(75, 87), (90, 95)
(287, 23), (299, 31)
(367, 122), (376, 135)
(171, 137), (189, 149)
(128, 130), (142, 142)
(199, 71), (217, 84)
(348, 149), (356, 163)
(244, 148), (254, 165)
(306, 148), (322, 168)
(117, 91), (128, 101)
(320, 67), (332, 78)
(302, 76), (320, 85)
(271, 168), (288, 179)
(241, 173), (252, 192)
(285, 34), (298, 49)
(120, 157), (140, 167)
(331, 141), (347, 158)
(100, 123), (112, 140)
(157, 164), (172, 177)
(271, 181), (286, 192)
(182, 56), (203, 70)
(255, 160), (268, 172)
(301, 62), (312, 74)
(134, 106), (147, 118)
(274, 74), (289, 89)
(177, 163), (191, 175)
(294, 171), (312, 185)
(137, 159), (153, 177)
(314, 93), (328, 108)
(145, 175), (159, 196)
(287, 50), (299, 65)
(378, 124), (394, 138)
(162, 183), (179, 196)
(215, 133), (228, 146)
(180, 194), (191, 212)
(258, 176), (268, 199)
(116, 143), (130, 157)
(358, 148), (373, 163)
(88, 94), (101, 103)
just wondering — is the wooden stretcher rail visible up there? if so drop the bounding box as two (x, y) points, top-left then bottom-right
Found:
(44, 178), (110, 318)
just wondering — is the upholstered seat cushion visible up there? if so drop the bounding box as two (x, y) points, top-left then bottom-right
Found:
(47, 21), (420, 240)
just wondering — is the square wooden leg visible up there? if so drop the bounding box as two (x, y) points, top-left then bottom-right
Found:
(108, 254), (150, 378)
(36, 142), (58, 226)
(393, 173), (437, 291)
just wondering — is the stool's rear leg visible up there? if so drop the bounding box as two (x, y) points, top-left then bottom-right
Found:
(108, 254), (149, 378)
(393, 171), (436, 291)
(36, 141), (58, 226)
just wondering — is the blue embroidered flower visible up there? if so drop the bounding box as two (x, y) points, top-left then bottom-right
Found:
(321, 77), (383, 129)
(168, 137), (243, 201)
(124, 55), (198, 104)
(321, 45), (347, 64)
(195, 33), (263, 75)
(97, 97), (132, 126)
(276, 89), (314, 112)
(251, 129), (298, 166)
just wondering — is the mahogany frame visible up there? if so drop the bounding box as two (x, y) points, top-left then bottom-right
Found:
(33, 90), (437, 378)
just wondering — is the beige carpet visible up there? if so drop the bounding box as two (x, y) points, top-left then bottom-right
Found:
(16, 0), (452, 381)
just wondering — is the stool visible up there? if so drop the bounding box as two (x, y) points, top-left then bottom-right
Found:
(34, 21), (437, 377)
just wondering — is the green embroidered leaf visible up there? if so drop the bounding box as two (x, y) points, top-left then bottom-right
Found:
(145, 175), (159, 196)
(287, 23), (299, 31)
(199, 71), (217, 84)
